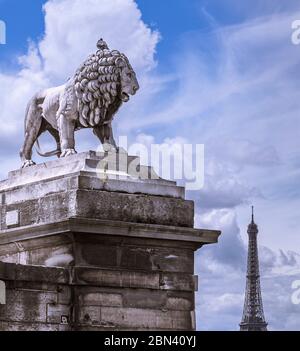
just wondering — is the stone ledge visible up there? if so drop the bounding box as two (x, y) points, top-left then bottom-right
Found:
(73, 267), (196, 292)
(0, 261), (69, 283)
(0, 217), (221, 248)
(0, 262), (197, 292)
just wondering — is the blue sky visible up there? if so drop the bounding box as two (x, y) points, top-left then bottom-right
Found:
(1, 0), (300, 330)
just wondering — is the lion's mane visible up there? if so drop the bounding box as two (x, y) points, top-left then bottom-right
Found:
(73, 47), (130, 127)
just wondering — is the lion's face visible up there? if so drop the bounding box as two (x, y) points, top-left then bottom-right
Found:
(117, 58), (139, 102)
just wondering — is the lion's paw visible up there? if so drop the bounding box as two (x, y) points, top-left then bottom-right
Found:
(60, 149), (77, 158)
(103, 143), (119, 153)
(21, 160), (36, 169)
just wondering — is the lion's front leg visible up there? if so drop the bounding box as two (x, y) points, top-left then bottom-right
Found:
(57, 115), (77, 158)
(93, 123), (118, 152)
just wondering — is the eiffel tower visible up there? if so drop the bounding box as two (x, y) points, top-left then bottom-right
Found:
(240, 207), (268, 331)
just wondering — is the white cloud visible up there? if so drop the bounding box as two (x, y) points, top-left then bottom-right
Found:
(40, 0), (159, 81)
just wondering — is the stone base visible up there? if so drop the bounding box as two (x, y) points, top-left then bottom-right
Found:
(0, 262), (195, 331)
(0, 151), (220, 331)
(0, 151), (192, 229)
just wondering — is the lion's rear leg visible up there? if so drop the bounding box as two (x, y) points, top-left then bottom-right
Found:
(20, 116), (43, 169)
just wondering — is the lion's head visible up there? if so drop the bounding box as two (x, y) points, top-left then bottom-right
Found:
(73, 39), (139, 127)
(116, 56), (139, 102)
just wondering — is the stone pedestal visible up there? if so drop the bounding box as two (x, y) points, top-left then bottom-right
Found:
(0, 151), (220, 331)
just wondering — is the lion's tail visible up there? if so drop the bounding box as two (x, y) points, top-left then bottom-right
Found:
(35, 139), (61, 158)
(24, 93), (42, 133)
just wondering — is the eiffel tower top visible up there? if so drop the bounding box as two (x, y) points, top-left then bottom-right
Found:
(247, 206), (258, 234)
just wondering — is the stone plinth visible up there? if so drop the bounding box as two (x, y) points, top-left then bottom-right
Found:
(0, 151), (220, 331)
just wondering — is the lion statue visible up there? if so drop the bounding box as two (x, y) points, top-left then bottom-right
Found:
(20, 39), (139, 168)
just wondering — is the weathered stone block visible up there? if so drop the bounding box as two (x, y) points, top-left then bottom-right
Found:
(122, 290), (167, 310)
(75, 189), (194, 227)
(160, 273), (196, 292)
(14, 265), (69, 284)
(100, 307), (192, 330)
(0, 321), (61, 331)
(57, 286), (72, 305)
(46, 303), (70, 324)
(78, 242), (118, 267)
(78, 306), (101, 325)
(79, 292), (123, 307)
(0, 300), (46, 323)
(166, 292), (194, 311)
(74, 267), (160, 290)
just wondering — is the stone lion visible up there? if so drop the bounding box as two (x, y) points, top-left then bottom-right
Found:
(20, 39), (139, 168)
